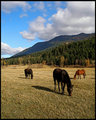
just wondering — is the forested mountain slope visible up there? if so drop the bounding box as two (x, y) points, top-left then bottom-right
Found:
(11, 33), (94, 58)
(5, 35), (95, 66)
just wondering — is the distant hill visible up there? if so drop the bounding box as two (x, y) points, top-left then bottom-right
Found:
(11, 33), (95, 58)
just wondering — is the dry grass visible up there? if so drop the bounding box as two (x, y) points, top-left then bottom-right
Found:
(1, 65), (95, 119)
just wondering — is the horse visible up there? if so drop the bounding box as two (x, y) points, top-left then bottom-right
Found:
(53, 68), (74, 96)
(24, 68), (33, 79)
(74, 69), (86, 79)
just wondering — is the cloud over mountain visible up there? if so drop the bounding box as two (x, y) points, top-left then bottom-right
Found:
(20, 1), (95, 41)
(1, 42), (25, 56)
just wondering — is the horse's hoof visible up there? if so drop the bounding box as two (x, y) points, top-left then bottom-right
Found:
(61, 92), (64, 95)
(54, 90), (56, 93)
(69, 93), (72, 96)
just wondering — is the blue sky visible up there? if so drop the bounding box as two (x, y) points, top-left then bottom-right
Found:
(1, 1), (95, 58)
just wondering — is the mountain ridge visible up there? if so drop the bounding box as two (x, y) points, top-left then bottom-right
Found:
(11, 33), (95, 58)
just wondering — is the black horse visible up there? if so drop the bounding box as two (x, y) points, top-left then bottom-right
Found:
(53, 68), (74, 96)
(24, 68), (33, 79)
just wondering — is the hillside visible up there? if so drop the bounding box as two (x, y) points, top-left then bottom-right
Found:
(5, 35), (95, 66)
(11, 33), (94, 58)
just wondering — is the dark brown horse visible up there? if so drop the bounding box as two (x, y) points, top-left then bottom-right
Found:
(24, 68), (33, 79)
(74, 69), (86, 79)
(53, 68), (74, 96)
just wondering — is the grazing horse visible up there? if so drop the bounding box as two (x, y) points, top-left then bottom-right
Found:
(53, 68), (74, 96)
(24, 68), (33, 79)
(74, 69), (86, 79)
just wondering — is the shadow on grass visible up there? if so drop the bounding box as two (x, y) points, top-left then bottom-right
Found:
(70, 77), (74, 80)
(71, 77), (95, 80)
(32, 85), (68, 96)
(32, 86), (53, 92)
(91, 77), (95, 79)
(18, 77), (32, 79)
(18, 77), (26, 79)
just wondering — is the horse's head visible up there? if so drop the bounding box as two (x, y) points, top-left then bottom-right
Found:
(67, 85), (74, 96)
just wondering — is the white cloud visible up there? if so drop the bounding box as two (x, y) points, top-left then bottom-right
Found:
(29, 16), (46, 32)
(20, 16), (46, 40)
(33, 2), (45, 10)
(1, 42), (25, 55)
(20, 1), (95, 41)
(20, 31), (36, 41)
(38, 23), (57, 40)
(67, 1), (95, 17)
(1, 1), (31, 13)
(20, 13), (28, 18)
(50, 2), (95, 35)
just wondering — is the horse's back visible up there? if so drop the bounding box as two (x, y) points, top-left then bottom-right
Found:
(53, 68), (70, 83)
(79, 69), (85, 74)
(81, 69), (85, 72)
(24, 68), (32, 74)
(76, 69), (85, 75)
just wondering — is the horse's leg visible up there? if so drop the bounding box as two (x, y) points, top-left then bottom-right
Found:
(31, 74), (32, 79)
(61, 82), (63, 91)
(78, 75), (79, 79)
(58, 81), (60, 93)
(25, 72), (27, 78)
(31, 73), (33, 79)
(26, 73), (28, 78)
(75, 75), (76, 79)
(83, 74), (85, 79)
(28, 74), (30, 78)
(62, 83), (65, 94)
(54, 78), (56, 92)
(80, 75), (81, 79)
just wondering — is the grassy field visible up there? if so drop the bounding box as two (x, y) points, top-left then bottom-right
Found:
(1, 65), (95, 119)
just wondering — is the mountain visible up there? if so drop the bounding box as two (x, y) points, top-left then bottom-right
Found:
(11, 33), (95, 58)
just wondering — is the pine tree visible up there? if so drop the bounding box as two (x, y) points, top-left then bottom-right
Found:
(60, 56), (64, 67)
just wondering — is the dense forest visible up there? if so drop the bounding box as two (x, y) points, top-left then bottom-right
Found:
(1, 35), (95, 67)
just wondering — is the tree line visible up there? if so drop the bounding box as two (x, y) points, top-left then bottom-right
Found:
(1, 36), (95, 67)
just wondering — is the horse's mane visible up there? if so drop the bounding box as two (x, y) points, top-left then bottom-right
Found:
(62, 70), (72, 87)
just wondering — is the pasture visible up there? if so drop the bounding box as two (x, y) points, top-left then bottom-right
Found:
(1, 65), (95, 119)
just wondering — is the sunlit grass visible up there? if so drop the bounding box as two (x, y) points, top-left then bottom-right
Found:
(1, 65), (95, 119)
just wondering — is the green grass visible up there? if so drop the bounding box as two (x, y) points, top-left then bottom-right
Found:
(1, 65), (95, 119)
